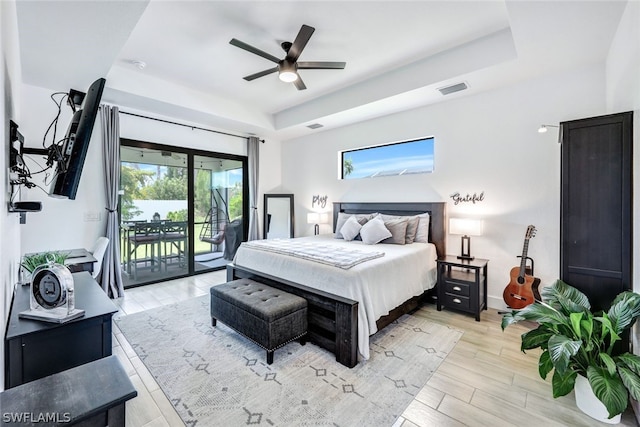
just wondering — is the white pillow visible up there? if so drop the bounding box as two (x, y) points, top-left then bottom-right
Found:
(334, 213), (372, 239)
(340, 216), (362, 241)
(414, 213), (430, 243)
(359, 217), (392, 245)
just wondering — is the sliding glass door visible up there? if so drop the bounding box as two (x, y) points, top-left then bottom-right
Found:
(119, 141), (247, 288)
(194, 156), (244, 272)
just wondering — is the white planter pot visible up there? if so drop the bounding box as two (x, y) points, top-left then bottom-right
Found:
(575, 374), (622, 424)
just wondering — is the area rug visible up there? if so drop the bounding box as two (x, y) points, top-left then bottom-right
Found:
(115, 295), (462, 427)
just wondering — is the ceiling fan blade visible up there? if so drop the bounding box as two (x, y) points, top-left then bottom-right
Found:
(286, 24), (315, 62)
(297, 61), (346, 69)
(230, 38), (281, 63)
(293, 74), (307, 90)
(243, 67), (278, 81)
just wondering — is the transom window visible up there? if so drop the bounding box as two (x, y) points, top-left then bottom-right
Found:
(340, 136), (435, 179)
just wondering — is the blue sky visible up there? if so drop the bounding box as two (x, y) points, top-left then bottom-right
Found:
(343, 137), (434, 179)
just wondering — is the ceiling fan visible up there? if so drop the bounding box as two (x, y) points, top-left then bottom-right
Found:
(229, 24), (346, 90)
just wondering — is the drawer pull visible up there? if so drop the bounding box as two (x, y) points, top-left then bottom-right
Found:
(453, 286), (462, 291)
(453, 298), (462, 304)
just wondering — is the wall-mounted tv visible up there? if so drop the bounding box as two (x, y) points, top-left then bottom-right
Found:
(49, 77), (106, 199)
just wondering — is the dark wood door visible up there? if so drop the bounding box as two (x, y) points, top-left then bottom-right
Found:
(561, 112), (632, 312)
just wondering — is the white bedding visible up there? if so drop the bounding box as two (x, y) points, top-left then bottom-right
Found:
(232, 234), (438, 360)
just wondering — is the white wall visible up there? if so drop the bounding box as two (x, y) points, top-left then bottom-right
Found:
(605, 3), (640, 418)
(1, 0), (23, 392)
(281, 63), (607, 310)
(606, 0), (640, 295)
(18, 84), (282, 253)
(606, 0), (640, 113)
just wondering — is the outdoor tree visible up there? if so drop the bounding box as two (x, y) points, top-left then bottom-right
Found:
(120, 165), (154, 220)
(343, 157), (354, 177)
(141, 166), (188, 200)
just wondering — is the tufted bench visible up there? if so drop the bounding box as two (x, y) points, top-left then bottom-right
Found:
(210, 278), (307, 364)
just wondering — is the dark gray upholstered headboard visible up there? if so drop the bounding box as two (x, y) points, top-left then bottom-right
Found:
(332, 202), (446, 259)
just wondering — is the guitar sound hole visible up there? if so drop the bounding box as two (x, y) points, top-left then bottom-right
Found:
(517, 276), (525, 284)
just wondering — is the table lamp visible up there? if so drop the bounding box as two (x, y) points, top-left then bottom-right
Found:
(307, 212), (329, 235)
(449, 218), (483, 260)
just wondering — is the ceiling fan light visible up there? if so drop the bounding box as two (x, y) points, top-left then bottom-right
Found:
(278, 61), (298, 82)
(279, 70), (298, 82)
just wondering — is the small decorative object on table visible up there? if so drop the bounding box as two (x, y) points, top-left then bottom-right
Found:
(502, 280), (640, 423)
(19, 256), (85, 323)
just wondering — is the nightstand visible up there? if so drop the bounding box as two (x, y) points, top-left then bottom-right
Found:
(436, 256), (488, 321)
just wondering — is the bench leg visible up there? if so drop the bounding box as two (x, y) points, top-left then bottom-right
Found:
(300, 336), (306, 346)
(266, 350), (274, 365)
(211, 318), (217, 327)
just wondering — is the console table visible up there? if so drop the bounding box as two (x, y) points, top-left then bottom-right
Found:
(0, 355), (137, 426)
(4, 272), (118, 389)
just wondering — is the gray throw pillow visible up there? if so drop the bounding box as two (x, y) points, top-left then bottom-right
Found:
(376, 213), (422, 244)
(381, 217), (409, 245)
(359, 217), (392, 245)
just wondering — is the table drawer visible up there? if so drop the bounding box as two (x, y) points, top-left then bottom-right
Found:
(443, 280), (471, 297)
(443, 293), (471, 311)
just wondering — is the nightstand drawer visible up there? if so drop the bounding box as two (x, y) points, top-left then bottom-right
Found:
(443, 293), (471, 310)
(444, 280), (471, 297)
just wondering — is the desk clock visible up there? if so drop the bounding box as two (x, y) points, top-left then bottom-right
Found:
(19, 262), (85, 323)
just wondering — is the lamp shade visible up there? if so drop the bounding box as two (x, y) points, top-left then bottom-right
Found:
(307, 213), (320, 224)
(449, 218), (483, 236)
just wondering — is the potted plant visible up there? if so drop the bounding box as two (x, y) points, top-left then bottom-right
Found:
(20, 251), (69, 284)
(502, 279), (640, 423)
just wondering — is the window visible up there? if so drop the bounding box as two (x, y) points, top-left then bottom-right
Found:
(340, 136), (434, 179)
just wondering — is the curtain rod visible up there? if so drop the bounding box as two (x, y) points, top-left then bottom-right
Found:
(116, 109), (261, 142)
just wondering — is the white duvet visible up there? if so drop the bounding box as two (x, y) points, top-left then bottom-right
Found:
(232, 234), (438, 360)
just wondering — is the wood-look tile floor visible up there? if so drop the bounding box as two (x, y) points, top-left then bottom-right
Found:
(112, 272), (639, 426)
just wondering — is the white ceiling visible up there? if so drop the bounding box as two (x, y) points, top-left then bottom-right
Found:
(15, 1), (628, 141)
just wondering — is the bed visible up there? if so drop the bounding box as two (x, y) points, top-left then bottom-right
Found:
(227, 202), (446, 367)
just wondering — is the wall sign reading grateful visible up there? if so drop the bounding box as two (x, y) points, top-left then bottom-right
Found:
(450, 191), (485, 205)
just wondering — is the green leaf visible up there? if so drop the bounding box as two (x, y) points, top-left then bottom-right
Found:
(595, 315), (621, 348)
(599, 353), (617, 376)
(608, 292), (640, 334)
(513, 301), (569, 326)
(552, 369), (576, 398)
(548, 334), (581, 374)
(618, 366), (640, 402)
(538, 350), (554, 380)
(521, 328), (553, 351)
(588, 366), (628, 419)
(501, 311), (522, 330)
(617, 353), (640, 375)
(542, 279), (591, 313)
(569, 312), (583, 339)
(580, 317), (593, 341)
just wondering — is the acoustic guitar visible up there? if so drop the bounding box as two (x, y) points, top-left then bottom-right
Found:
(503, 225), (541, 309)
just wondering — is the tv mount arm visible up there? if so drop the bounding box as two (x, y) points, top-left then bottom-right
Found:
(8, 121), (42, 223)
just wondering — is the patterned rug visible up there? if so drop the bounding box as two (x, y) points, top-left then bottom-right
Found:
(115, 295), (462, 426)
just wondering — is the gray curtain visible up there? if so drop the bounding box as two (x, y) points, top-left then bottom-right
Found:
(247, 136), (260, 241)
(100, 105), (124, 298)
